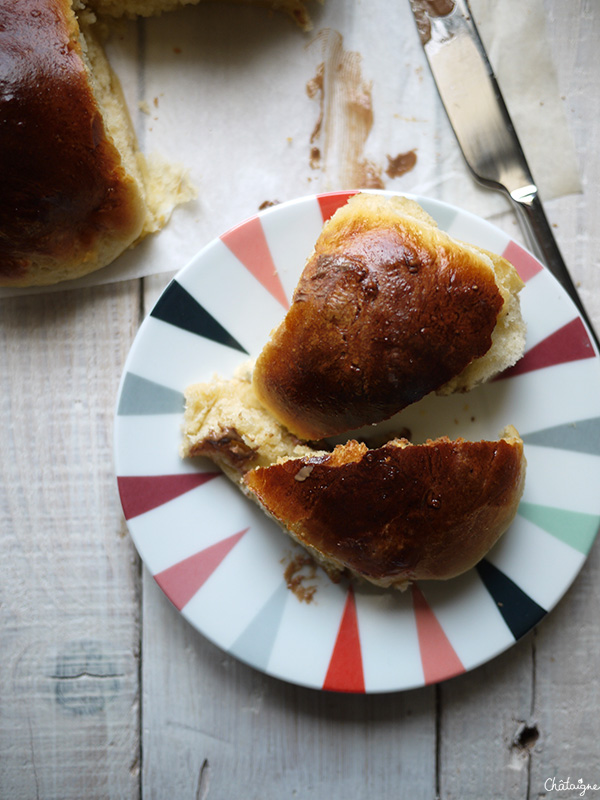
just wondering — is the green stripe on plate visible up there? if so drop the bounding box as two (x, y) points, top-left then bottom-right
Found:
(518, 501), (600, 555)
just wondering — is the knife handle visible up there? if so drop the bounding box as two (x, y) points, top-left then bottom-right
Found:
(509, 190), (600, 351)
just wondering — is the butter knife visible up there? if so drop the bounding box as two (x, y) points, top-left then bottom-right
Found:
(408, 0), (599, 348)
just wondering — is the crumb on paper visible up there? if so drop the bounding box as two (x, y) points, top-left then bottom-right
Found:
(258, 200), (280, 210)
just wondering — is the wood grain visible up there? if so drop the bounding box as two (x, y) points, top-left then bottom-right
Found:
(0, 282), (142, 799)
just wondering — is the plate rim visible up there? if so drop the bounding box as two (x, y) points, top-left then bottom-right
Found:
(113, 189), (600, 693)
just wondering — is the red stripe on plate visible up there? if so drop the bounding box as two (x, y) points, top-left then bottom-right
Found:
(117, 472), (220, 520)
(502, 240), (544, 282)
(317, 191), (359, 222)
(322, 586), (365, 693)
(497, 317), (595, 380)
(412, 584), (464, 685)
(154, 528), (249, 610)
(221, 216), (289, 309)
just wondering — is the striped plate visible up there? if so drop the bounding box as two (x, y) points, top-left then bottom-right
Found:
(114, 191), (600, 693)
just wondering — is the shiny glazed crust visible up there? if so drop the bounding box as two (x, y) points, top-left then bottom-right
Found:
(0, 0), (146, 286)
(243, 432), (526, 588)
(253, 193), (525, 441)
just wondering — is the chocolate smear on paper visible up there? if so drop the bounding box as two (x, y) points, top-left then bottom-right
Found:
(310, 146), (321, 169)
(355, 159), (385, 189)
(306, 61), (325, 144)
(386, 150), (418, 179)
(306, 31), (417, 189)
(306, 30), (382, 189)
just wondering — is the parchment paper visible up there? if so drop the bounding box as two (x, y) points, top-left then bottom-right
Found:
(1, 0), (580, 296)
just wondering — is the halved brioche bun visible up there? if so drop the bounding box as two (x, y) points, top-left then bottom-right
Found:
(181, 371), (526, 589)
(252, 193), (526, 441)
(244, 430), (526, 589)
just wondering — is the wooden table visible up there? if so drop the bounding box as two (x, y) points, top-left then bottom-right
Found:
(2, 1), (599, 797)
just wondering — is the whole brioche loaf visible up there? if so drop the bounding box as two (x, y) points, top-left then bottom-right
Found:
(181, 371), (526, 589)
(0, 0), (315, 288)
(0, 0), (195, 287)
(253, 193), (526, 441)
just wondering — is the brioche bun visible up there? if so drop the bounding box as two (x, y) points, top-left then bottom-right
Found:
(253, 193), (526, 441)
(244, 430), (526, 589)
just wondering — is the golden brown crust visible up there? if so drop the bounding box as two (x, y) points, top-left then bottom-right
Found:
(243, 434), (526, 587)
(0, 0), (146, 286)
(253, 194), (516, 441)
(88, 0), (316, 31)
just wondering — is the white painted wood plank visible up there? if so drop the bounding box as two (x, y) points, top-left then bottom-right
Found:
(530, 550), (600, 795)
(438, 638), (535, 799)
(0, 282), (143, 799)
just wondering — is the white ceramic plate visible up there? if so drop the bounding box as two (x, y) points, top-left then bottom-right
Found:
(114, 191), (600, 693)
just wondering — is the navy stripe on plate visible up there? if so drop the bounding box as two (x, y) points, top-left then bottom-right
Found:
(150, 280), (248, 354)
(476, 559), (546, 640)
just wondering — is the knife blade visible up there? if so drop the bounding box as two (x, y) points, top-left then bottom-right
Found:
(408, 0), (599, 349)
